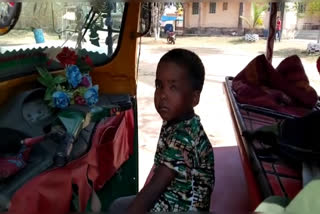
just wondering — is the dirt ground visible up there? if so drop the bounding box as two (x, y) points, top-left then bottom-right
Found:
(140, 36), (319, 62)
(137, 36), (320, 189)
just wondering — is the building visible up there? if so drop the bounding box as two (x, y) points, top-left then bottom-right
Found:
(262, 2), (320, 39)
(183, 1), (320, 39)
(183, 1), (252, 35)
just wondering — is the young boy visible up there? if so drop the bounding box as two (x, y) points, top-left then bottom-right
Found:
(110, 49), (214, 213)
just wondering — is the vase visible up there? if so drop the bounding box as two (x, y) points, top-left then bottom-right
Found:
(33, 28), (45, 44)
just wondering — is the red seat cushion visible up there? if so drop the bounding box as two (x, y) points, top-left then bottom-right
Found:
(232, 54), (317, 117)
(210, 146), (249, 213)
(275, 55), (318, 108)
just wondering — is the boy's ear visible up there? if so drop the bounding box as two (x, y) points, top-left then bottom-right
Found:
(192, 90), (201, 107)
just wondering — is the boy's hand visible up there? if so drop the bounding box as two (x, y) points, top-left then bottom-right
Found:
(126, 165), (176, 214)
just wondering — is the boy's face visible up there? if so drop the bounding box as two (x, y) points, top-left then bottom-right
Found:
(154, 61), (200, 121)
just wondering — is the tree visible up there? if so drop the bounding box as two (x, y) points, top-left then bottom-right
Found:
(240, 2), (268, 33)
(294, 0), (320, 43)
(151, 3), (164, 40)
(306, 0), (320, 43)
(307, 0), (320, 16)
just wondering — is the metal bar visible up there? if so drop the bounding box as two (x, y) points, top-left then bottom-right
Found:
(266, 2), (277, 63)
(238, 2), (243, 29)
(106, 4), (113, 56)
(240, 104), (296, 120)
(224, 77), (247, 132)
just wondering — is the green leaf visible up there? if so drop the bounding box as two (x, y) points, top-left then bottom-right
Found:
(37, 76), (51, 87)
(67, 92), (73, 98)
(36, 66), (53, 80)
(240, 2), (267, 30)
(56, 85), (63, 91)
(240, 16), (252, 29)
(45, 87), (55, 101)
(48, 101), (55, 108)
(36, 66), (55, 87)
(53, 75), (66, 84)
(74, 87), (88, 96)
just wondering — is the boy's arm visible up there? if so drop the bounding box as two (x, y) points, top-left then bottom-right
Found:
(126, 164), (176, 214)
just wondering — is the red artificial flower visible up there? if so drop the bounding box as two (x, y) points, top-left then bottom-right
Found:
(56, 47), (78, 67)
(83, 55), (93, 67)
(317, 57), (320, 74)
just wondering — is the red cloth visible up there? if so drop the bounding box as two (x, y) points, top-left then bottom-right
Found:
(232, 55), (318, 117)
(276, 20), (281, 31)
(0, 147), (30, 180)
(317, 56), (320, 74)
(9, 109), (134, 214)
(275, 55), (318, 108)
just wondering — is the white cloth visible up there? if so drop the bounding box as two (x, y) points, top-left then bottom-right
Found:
(302, 162), (320, 187)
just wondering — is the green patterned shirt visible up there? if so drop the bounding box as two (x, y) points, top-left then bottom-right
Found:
(151, 115), (215, 212)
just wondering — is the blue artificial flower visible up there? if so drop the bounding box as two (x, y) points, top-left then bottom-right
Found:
(66, 65), (82, 88)
(52, 91), (70, 108)
(84, 85), (99, 106)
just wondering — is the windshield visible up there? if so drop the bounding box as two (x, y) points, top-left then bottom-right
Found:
(0, 1), (126, 80)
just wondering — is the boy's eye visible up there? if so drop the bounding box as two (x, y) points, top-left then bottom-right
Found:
(170, 85), (177, 91)
(155, 81), (161, 89)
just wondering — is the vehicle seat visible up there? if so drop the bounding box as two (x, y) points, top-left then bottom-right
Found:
(210, 146), (249, 213)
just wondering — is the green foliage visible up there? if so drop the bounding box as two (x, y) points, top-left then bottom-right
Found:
(239, 16), (252, 29)
(240, 2), (268, 30)
(44, 87), (55, 101)
(37, 66), (67, 108)
(253, 3), (268, 28)
(36, 47), (97, 109)
(307, 0), (320, 16)
(37, 66), (55, 88)
(256, 18), (264, 26)
(73, 86), (88, 97)
(294, 2), (306, 18)
(44, 87), (55, 107)
(37, 66), (67, 88)
(293, 0), (320, 16)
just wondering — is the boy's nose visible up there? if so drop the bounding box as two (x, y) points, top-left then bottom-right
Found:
(160, 89), (168, 100)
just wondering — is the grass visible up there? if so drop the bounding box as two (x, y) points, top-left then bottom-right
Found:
(228, 38), (254, 44)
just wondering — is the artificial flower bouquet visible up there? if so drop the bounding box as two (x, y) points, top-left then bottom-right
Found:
(37, 47), (99, 109)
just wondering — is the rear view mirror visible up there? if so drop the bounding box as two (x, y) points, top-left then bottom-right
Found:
(0, 2), (22, 36)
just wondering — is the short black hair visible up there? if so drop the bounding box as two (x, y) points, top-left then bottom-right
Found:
(158, 48), (205, 92)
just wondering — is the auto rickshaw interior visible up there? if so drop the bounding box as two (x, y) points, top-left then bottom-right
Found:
(0, 0), (319, 213)
(0, 1), (151, 212)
